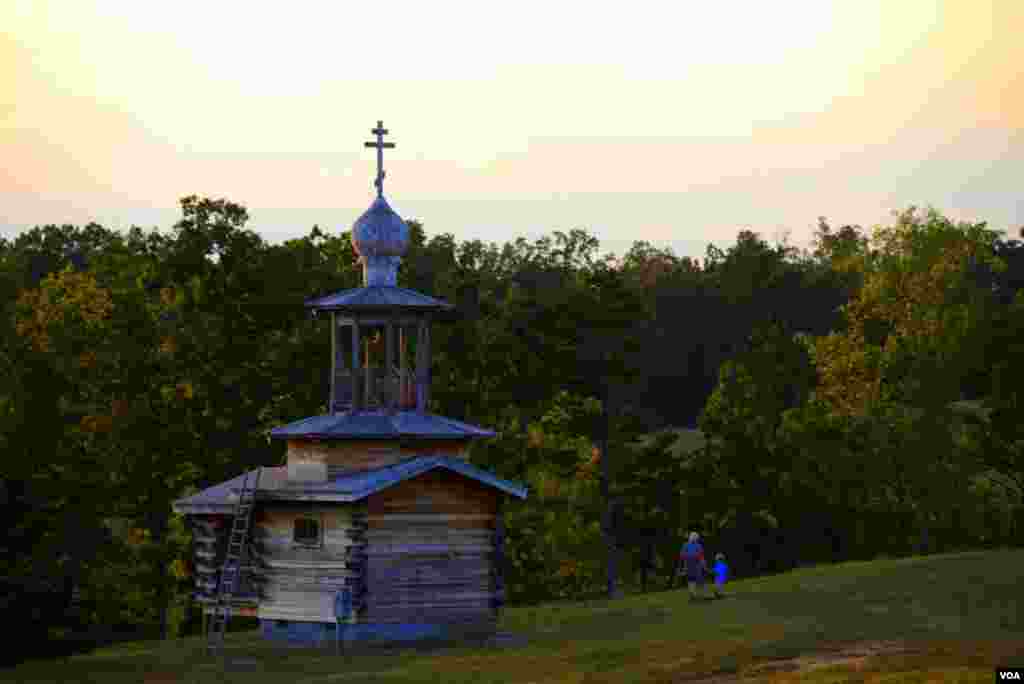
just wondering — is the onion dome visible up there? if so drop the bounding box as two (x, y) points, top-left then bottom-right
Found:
(350, 195), (409, 287)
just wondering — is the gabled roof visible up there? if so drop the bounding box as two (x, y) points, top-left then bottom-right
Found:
(173, 470), (259, 515)
(269, 410), (496, 441)
(305, 286), (456, 315)
(171, 455), (528, 515)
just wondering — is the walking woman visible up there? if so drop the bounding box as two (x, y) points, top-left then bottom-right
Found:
(680, 532), (709, 601)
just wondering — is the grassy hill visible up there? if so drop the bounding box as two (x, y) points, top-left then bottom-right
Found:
(7, 549), (1023, 683)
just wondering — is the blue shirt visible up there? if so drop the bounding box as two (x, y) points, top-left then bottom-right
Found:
(680, 541), (704, 562)
(681, 542), (705, 577)
(713, 560), (729, 583)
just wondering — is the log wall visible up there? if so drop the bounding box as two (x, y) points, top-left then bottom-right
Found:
(365, 469), (502, 625)
(286, 439), (469, 479)
(253, 504), (368, 623)
(187, 514), (263, 605)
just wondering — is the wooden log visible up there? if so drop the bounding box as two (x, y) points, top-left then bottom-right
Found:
(368, 554), (491, 567)
(260, 555), (357, 567)
(366, 563), (495, 583)
(289, 440), (405, 475)
(368, 583), (496, 597)
(370, 486), (497, 506)
(258, 574), (362, 589)
(330, 311), (337, 411)
(258, 560), (355, 572)
(368, 564), (492, 578)
(386, 321), (395, 412)
(366, 539), (494, 553)
(367, 565), (494, 581)
(367, 470), (499, 516)
(363, 543), (495, 555)
(260, 570), (357, 582)
(259, 548), (355, 564)
(367, 529), (495, 544)
(368, 565), (495, 581)
(366, 556), (496, 571)
(254, 502), (370, 624)
(286, 441), (466, 474)
(372, 504), (494, 517)
(352, 317), (361, 410)
(367, 517), (495, 530)
(366, 513), (495, 526)
(494, 499), (505, 596)
(251, 501), (368, 618)
(271, 578), (357, 592)
(371, 495), (497, 514)
(360, 467), (505, 624)
(366, 588), (497, 602)
(193, 519), (220, 532)
(257, 548), (359, 565)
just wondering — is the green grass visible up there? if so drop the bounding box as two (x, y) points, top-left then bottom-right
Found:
(6, 549), (1024, 683)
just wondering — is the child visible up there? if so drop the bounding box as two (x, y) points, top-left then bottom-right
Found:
(711, 552), (729, 598)
(680, 532), (708, 601)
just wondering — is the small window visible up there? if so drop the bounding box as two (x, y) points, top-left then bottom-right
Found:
(294, 517), (320, 546)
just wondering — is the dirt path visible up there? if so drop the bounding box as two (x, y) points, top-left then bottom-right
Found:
(681, 640), (922, 682)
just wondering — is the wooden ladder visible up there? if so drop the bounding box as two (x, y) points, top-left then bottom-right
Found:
(207, 467), (261, 657)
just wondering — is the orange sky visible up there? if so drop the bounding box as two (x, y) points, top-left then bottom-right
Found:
(2, 0), (1021, 259)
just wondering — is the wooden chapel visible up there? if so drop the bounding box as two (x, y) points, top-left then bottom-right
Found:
(172, 121), (528, 647)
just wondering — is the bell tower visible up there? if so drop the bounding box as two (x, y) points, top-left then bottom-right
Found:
(275, 121), (490, 483)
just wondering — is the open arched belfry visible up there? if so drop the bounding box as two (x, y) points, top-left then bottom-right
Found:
(172, 121), (528, 648)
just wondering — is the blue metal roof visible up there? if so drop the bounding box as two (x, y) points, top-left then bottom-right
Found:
(305, 286), (455, 313)
(269, 410), (495, 440)
(172, 469), (261, 514)
(171, 455), (528, 515)
(310, 455), (529, 501)
(351, 196), (409, 260)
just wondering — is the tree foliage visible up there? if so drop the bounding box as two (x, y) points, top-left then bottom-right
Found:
(3, 200), (1022, 664)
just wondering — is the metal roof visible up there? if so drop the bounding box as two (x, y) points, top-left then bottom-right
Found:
(269, 410), (495, 441)
(171, 455), (528, 515)
(305, 286), (456, 314)
(172, 469), (260, 515)
(351, 196), (409, 259)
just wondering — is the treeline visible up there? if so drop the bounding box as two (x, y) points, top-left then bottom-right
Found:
(1, 198), (1022, 664)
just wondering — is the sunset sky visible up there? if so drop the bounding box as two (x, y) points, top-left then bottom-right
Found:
(2, 0), (1021, 261)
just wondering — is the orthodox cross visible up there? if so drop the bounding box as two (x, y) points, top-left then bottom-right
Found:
(364, 120), (395, 197)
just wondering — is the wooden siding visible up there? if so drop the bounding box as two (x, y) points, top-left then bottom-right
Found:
(285, 440), (468, 478)
(187, 514), (261, 603)
(494, 497), (506, 608)
(254, 504), (367, 623)
(365, 469), (502, 625)
(201, 604), (259, 618)
(371, 470), (498, 514)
